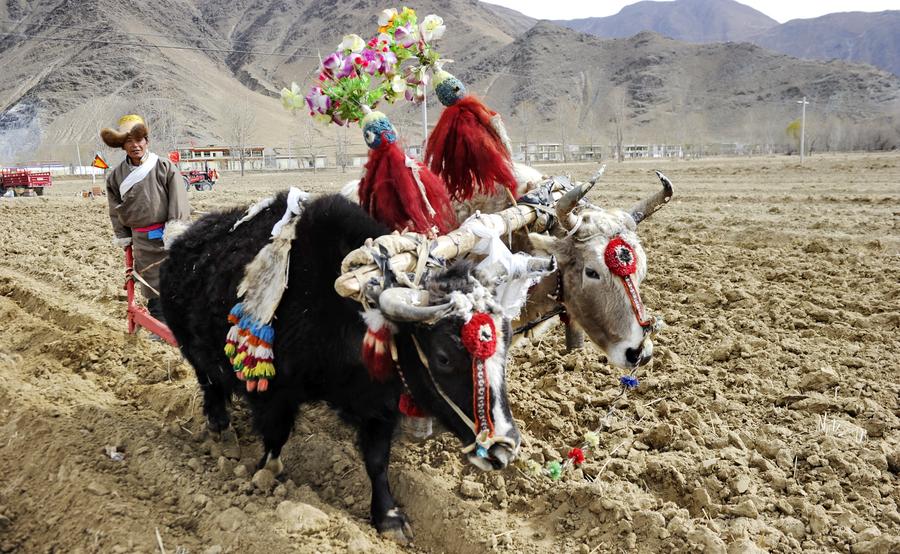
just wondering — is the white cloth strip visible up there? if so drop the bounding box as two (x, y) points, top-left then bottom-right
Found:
(405, 156), (436, 217)
(271, 187), (310, 237)
(120, 153), (159, 197)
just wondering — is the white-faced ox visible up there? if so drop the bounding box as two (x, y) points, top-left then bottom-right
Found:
(345, 166), (673, 368)
(515, 172), (673, 368)
(159, 193), (549, 542)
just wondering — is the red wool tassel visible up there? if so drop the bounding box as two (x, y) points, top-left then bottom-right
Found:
(460, 312), (498, 360)
(358, 138), (456, 235)
(398, 392), (428, 417)
(362, 325), (395, 382)
(361, 309), (397, 382)
(426, 95), (517, 201)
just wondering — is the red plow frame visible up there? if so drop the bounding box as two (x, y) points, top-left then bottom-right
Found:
(124, 246), (177, 346)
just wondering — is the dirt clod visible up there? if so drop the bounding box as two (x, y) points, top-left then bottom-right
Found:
(275, 501), (329, 534)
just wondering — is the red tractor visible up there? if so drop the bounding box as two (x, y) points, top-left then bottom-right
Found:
(181, 168), (218, 191)
(0, 169), (52, 196)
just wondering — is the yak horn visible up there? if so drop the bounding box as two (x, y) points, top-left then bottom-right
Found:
(629, 171), (674, 225)
(378, 288), (453, 322)
(556, 181), (596, 230)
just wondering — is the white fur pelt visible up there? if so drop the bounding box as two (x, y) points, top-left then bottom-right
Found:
(236, 213), (299, 324)
(235, 188), (310, 323)
(511, 163), (544, 197)
(163, 219), (192, 250)
(341, 179), (361, 203)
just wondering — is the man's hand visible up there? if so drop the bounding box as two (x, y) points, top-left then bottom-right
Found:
(113, 236), (132, 248)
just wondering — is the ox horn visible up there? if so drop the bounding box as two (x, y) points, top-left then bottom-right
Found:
(556, 181), (596, 230)
(629, 171), (674, 225)
(378, 287), (453, 322)
(555, 164), (605, 230)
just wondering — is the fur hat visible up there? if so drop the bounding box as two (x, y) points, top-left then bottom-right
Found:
(100, 114), (150, 148)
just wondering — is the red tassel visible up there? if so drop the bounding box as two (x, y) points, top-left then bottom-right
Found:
(399, 392), (428, 417)
(426, 95), (517, 201)
(362, 325), (396, 382)
(358, 137), (456, 235)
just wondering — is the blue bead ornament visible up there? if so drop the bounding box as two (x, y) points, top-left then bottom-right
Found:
(435, 75), (466, 107)
(620, 375), (640, 389)
(363, 116), (397, 149)
(476, 445), (489, 459)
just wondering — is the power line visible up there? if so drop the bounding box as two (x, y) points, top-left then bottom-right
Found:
(0, 31), (317, 58)
(0, 17), (329, 46)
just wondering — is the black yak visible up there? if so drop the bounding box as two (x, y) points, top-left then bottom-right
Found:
(159, 193), (548, 542)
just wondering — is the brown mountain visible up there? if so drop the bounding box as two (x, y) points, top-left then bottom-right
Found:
(749, 11), (900, 76)
(557, 0), (778, 43)
(461, 23), (900, 147)
(0, 0), (523, 160)
(1, 0), (898, 163)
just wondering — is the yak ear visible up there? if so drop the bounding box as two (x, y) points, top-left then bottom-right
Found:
(527, 233), (556, 256)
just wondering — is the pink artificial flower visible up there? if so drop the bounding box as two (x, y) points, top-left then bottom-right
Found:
(394, 24), (416, 48)
(322, 52), (344, 72)
(305, 87), (331, 114)
(336, 56), (355, 79)
(378, 51), (398, 75)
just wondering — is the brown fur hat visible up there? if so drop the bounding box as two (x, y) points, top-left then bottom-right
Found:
(100, 114), (150, 148)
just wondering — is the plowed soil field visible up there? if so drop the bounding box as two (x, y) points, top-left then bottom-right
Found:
(1, 153), (897, 554)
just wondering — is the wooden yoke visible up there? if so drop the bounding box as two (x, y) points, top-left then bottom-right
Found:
(335, 178), (575, 299)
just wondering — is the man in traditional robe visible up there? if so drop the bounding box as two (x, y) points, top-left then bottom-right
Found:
(102, 114), (191, 324)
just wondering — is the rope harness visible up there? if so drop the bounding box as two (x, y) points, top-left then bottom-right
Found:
(513, 235), (659, 338)
(410, 317), (517, 458)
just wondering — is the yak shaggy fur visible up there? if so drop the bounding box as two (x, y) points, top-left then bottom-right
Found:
(158, 193), (519, 541)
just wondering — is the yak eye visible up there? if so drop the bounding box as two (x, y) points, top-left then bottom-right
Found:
(585, 267), (601, 279)
(435, 351), (451, 368)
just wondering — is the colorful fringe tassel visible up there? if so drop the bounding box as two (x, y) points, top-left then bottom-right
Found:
(225, 303), (276, 392)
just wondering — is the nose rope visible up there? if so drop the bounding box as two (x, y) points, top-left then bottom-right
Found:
(619, 274), (655, 329)
(411, 336), (476, 433)
(411, 332), (516, 456)
(604, 235), (657, 333)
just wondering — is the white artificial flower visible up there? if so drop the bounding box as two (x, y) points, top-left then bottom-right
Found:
(280, 82), (304, 112)
(339, 34), (365, 53)
(420, 15), (445, 42)
(391, 75), (407, 93)
(378, 8), (398, 27)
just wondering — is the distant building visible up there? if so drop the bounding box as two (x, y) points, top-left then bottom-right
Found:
(176, 145), (266, 171)
(574, 144), (603, 161)
(621, 144), (683, 159)
(516, 143), (564, 162)
(270, 148), (327, 170)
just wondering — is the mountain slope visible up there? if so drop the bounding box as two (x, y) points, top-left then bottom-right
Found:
(462, 23), (900, 145)
(749, 11), (900, 76)
(557, 0), (777, 43)
(1, 1), (899, 163)
(0, 0), (527, 159)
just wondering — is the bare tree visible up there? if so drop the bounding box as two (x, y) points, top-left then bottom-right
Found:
(302, 116), (323, 173)
(558, 105), (569, 163)
(517, 101), (532, 163)
(608, 88), (627, 162)
(228, 94), (256, 177)
(335, 125), (350, 173)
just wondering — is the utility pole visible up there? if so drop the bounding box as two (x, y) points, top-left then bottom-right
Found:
(75, 143), (83, 174)
(421, 94), (428, 155)
(797, 96), (808, 164)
